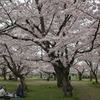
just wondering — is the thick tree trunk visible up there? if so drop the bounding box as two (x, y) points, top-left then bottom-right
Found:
(56, 72), (63, 87)
(20, 77), (28, 92)
(52, 63), (73, 96)
(62, 70), (73, 96)
(54, 67), (63, 87)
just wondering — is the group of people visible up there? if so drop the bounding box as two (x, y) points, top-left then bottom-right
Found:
(0, 84), (24, 99)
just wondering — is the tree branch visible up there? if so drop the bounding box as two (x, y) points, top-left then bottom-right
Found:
(57, 14), (72, 35)
(0, 2), (13, 25)
(78, 20), (100, 53)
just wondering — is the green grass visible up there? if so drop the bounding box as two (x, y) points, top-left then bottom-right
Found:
(0, 78), (100, 100)
(73, 80), (100, 100)
(89, 82), (100, 88)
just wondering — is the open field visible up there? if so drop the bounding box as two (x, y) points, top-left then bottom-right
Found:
(0, 79), (100, 100)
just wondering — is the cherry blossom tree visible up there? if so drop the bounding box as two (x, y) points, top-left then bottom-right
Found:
(84, 51), (100, 83)
(0, 0), (100, 96)
(76, 49), (100, 83)
(74, 62), (86, 80)
(1, 44), (29, 91)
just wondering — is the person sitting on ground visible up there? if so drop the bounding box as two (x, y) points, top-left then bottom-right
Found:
(16, 84), (24, 98)
(0, 86), (7, 98)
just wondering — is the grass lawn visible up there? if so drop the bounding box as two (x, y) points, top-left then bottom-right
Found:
(0, 79), (100, 100)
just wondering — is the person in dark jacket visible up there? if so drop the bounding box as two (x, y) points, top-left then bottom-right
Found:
(16, 84), (24, 98)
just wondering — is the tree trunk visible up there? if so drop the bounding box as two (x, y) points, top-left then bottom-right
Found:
(54, 67), (63, 87)
(3, 73), (7, 80)
(40, 72), (42, 78)
(57, 72), (63, 87)
(20, 77), (28, 92)
(62, 70), (73, 96)
(47, 74), (50, 81)
(53, 72), (56, 80)
(14, 75), (18, 81)
(90, 71), (93, 81)
(78, 72), (82, 81)
(2, 71), (7, 80)
(53, 63), (73, 96)
(2, 68), (7, 80)
(94, 73), (99, 83)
